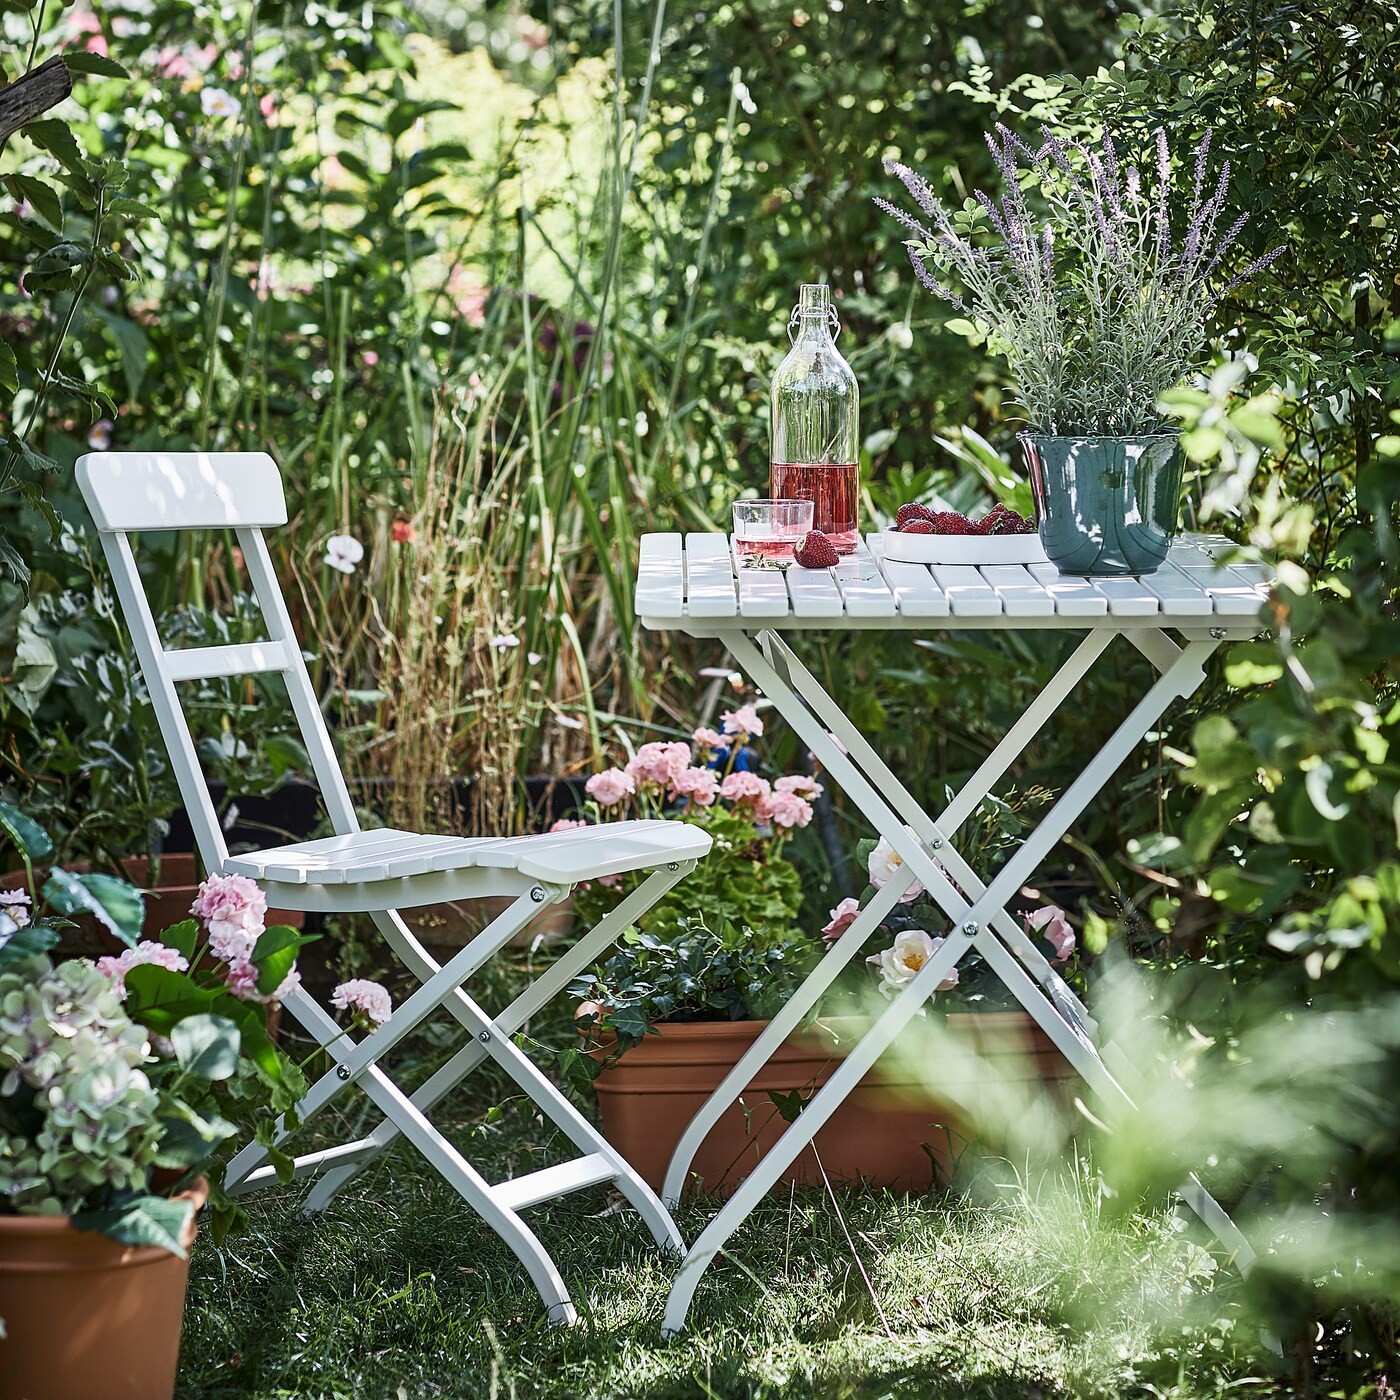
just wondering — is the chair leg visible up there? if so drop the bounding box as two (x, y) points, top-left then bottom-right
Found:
(304, 870), (691, 1215)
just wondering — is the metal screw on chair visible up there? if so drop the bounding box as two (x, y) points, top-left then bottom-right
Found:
(930, 838), (943, 849)
(530, 886), (546, 903)
(1210, 627), (1226, 639)
(962, 921), (978, 936)
(479, 1031), (491, 1042)
(667, 862), (679, 871)
(337, 1065), (351, 1080)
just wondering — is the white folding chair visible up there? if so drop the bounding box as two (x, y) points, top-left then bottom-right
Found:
(76, 450), (711, 1323)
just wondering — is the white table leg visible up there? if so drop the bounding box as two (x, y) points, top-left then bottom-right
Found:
(659, 626), (1241, 1335)
(660, 930), (972, 1337)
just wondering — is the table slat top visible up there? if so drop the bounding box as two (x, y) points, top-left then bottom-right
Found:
(636, 531), (1271, 634)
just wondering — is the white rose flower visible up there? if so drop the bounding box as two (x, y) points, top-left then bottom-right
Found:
(867, 836), (925, 903)
(867, 929), (959, 997)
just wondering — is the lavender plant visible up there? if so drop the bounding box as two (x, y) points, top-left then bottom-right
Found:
(877, 126), (1285, 437)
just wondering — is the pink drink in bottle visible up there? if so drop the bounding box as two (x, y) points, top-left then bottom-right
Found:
(769, 283), (860, 555)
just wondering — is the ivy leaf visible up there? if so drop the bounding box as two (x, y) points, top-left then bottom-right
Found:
(74, 1194), (192, 1258)
(42, 869), (144, 945)
(0, 801), (53, 863)
(63, 52), (130, 79)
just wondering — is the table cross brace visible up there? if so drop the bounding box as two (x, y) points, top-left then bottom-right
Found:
(661, 625), (1252, 1336)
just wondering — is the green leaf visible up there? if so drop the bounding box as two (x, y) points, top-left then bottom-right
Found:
(159, 918), (200, 963)
(0, 532), (31, 595)
(0, 922), (60, 967)
(3, 174), (62, 231)
(123, 966), (217, 1033)
(171, 1013), (241, 1079)
(42, 869), (144, 945)
(23, 118), (85, 173)
(105, 197), (159, 222)
(63, 52), (130, 79)
(215, 995), (283, 1083)
(0, 802), (53, 863)
(0, 342), (16, 394)
(251, 923), (308, 996)
(74, 1194), (192, 1258)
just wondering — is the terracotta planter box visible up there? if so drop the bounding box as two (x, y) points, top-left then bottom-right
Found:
(1, 851), (305, 956)
(0, 1177), (206, 1400)
(591, 1012), (1074, 1197)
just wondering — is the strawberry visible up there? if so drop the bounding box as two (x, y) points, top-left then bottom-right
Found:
(793, 529), (840, 568)
(896, 502), (936, 528)
(991, 508), (1027, 535)
(900, 519), (936, 534)
(970, 505), (1006, 535)
(928, 510), (973, 534)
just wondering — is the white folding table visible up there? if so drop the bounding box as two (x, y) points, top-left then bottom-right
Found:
(634, 529), (1271, 1335)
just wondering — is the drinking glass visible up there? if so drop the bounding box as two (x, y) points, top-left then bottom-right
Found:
(731, 498), (814, 567)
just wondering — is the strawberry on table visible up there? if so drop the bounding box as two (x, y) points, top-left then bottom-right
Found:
(896, 503), (936, 527)
(793, 530), (841, 568)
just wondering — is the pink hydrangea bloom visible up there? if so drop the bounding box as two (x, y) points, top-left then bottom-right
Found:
(672, 765), (719, 807)
(775, 774), (823, 800)
(822, 897), (862, 942)
(96, 941), (190, 998)
(550, 817), (588, 832)
(721, 704), (764, 740)
(690, 726), (726, 753)
(625, 741), (692, 788)
(585, 767), (635, 808)
(767, 791), (813, 829)
(1025, 906), (1076, 963)
(719, 771), (771, 807)
(331, 978), (393, 1029)
(192, 873), (267, 943)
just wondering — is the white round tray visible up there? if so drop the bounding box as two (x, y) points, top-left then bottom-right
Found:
(881, 528), (1048, 566)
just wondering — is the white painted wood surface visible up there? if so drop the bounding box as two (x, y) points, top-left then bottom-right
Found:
(635, 531), (1273, 630)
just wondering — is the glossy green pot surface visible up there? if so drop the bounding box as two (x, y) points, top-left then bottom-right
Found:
(1019, 431), (1184, 576)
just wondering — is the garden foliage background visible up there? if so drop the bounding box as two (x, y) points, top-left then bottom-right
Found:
(1, 0), (1398, 1376)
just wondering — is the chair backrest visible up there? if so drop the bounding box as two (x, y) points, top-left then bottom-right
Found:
(76, 451), (360, 873)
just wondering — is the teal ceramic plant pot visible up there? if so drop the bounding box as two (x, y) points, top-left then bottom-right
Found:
(1018, 432), (1184, 576)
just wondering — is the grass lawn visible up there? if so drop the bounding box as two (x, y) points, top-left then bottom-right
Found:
(178, 1147), (1276, 1399)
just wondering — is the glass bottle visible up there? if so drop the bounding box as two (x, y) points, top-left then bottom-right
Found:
(769, 283), (860, 555)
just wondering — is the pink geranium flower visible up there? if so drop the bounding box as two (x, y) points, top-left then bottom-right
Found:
(775, 774), (823, 800)
(96, 941), (190, 998)
(720, 704), (764, 740)
(672, 765), (719, 807)
(626, 741), (692, 788)
(585, 767), (635, 808)
(549, 817), (588, 832)
(1025, 906), (1076, 963)
(719, 770), (771, 807)
(192, 873), (266, 946)
(822, 897), (861, 942)
(690, 726), (726, 754)
(331, 978), (393, 1029)
(767, 791), (813, 829)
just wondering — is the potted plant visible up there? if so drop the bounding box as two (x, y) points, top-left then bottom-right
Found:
(877, 126), (1283, 575)
(561, 712), (1075, 1197)
(0, 803), (328, 1400)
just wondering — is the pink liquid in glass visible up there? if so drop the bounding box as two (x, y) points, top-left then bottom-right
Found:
(734, 537), (797, 566)
(770, 463), (859, 555)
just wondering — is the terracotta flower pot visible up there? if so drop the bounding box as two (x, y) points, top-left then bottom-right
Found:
(0, 1176), (207, 1400)
(591, 1012), (1074, 1197)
